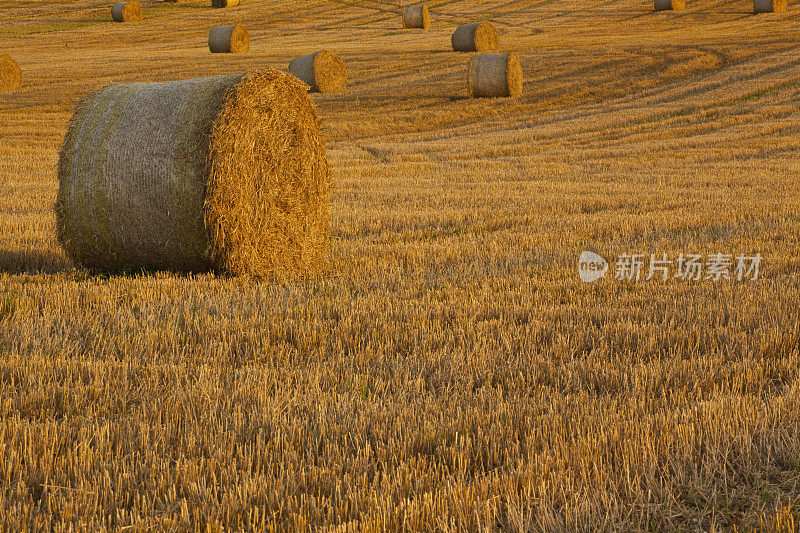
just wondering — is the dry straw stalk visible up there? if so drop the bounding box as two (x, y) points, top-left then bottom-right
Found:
(754, 0), (786, 12)
(208, 25), (249, 53)
(403, 5), (429, 29)
(0, 54), (22, 93)
(111, 1), (142, 22)
(468, 52), (522, 98)
(212, 0), (240, 8)
(289, 51), (347, 93)
(56, 69), (330, 278)
(451, 22), (499, 52)
(654, 0), (686, 11)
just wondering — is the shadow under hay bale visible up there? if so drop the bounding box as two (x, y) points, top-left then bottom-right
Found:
(654, 0), (686, 11)
(0, 54), (22, 93)
(451, 21), (499, 52)
(468, 52), (522, 98)
(754, 0), (786, 12)
(289, 51), (347, 93)
(56, 69), (330, 278)
(111, 1), (142, 22)
(403, 5), (429, 29)
(0, 249), (71, 275)
(212, 0), (240, 7)
(208, 25), (249, 53)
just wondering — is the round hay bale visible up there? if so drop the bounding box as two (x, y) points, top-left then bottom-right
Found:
(403, 5), (429, 29)
(451, 22), (499, 52)
(0, 54), (22, 93)
(56, 69), (330, 278)
(111, 1), (142, 22)
(654, 0), (686, 10)
(212, 0), (240, 7)
(468, 52), (522, 98)
(289, 51), (347, 93)
(754, 0), (786, 12)
(208, 25), (249, 53)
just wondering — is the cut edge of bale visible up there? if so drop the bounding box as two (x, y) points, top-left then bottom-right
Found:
(211, 0), (241, 8)
(289, 50), (347, 93)
(0, 54), (22, 93)
(208, 24), (249, 53)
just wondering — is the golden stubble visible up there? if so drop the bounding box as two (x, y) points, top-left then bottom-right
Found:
(0, 0), (799, 529)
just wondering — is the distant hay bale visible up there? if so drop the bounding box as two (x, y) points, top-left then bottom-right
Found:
(468, 52), (522, 98)
(208, 25), (249, 53)
(111, 1), (141, 22)
(403, 5), (429, 29)
(451, 21), (499, 52)
(654, 0), (686, 10)
(56, 69), (331, 278)
(754, 0), (786, 12)
(289, 51), (347, 93)
(212, 0), (240, 7)
(0, 54), (22, 93)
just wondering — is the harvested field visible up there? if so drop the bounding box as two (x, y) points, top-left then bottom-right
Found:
(0, 53), (21, 92)
(1, 0), (799, 530)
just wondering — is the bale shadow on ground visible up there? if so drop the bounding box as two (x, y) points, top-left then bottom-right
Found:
(0, 248), (71, 275)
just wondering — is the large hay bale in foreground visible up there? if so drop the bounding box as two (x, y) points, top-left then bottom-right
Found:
(208, 25), (249, 53)
(56, 69), (330, 278)
(212, 0), (240, 7)
(468, 52), (522, 98)
(111, 1), (141, 22)
(654, 0), (686, 11)
(451, 22), (499, 52)
(403, 5), (429, 29)
(754, 0), (786, 12)
(289, 51), (347, 93)
(0, 54), (22, 93)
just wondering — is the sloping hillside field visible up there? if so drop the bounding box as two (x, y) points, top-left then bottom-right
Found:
(0, 0), (799, 529)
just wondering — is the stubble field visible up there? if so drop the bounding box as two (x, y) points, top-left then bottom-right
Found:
(1, 0), (800, 530)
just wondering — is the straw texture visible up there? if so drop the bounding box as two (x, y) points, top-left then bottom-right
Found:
(208, 25), (249, 53)
(211, 0), (240, 8)
(403, 5), (429, 29)
(289, 51), (347, 93)
(111, 2), (141, 22)
(451, 22), (499, 52)
(754, 0), (786, 12)
(0, 54), (22, 93)
(654, 0), (686, 10)
(56, 69), (330, 278)
(468, 52), (522, 98)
